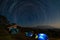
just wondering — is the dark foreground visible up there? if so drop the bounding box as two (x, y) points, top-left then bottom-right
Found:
(0, 27), (60, 40)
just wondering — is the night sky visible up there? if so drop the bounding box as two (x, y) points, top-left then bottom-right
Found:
(0, 0), (60, 28)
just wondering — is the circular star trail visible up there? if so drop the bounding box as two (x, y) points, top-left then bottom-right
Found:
(0, 0), (48, 27)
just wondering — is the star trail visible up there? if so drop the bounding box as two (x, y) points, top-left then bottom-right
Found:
(0, 0), (60, 28)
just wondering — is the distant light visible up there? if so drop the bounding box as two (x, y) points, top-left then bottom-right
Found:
(38, 33), (48, 40)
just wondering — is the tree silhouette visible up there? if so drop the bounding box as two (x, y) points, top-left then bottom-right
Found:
(0, 15), (9, 26)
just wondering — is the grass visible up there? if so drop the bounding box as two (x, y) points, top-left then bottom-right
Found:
(0, 36), (13, 40)
(0, 26), (14, 40)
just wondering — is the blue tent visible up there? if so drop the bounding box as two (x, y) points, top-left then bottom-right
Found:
(9, 27), (19, 34)
(38, 33), (48, 40)
(25, 32), (33, 37)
